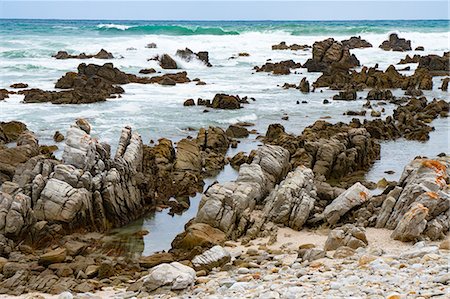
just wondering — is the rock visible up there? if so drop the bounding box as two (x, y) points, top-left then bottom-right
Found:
(370, 110), (381, 117)
(226, 125), (249, 138)
(303, 38), (360, 72)
(405, 88), (423, 97)
(379, 34), (412, 51)
(333, 246), (356, 258)
(39, 248), (67, 265)
(299, 77), (310, 93)
(85, 265), (99, 278)
(272, 42), (310, 51)
(158, 54), (178, 69)
(441, 78), (449, 91)
(417, 52), (449, 75)
(324, 183), (371, 225)
(0, 121), (28, 144)
(139, 262), (196, 291)
(10, 83), (28, 89)
(195, 145), (290, 238)
(341, 36), (372, 49)
(366, 89), (394, 101)
(97, 260), (115, 279)
(139, 68), (156, 74)
(230, 152), (249, 169)
(324, 225), (368, 251)
(146, 43), (157, 48)
(254, 60), (301, 75)
(391, 203), (428, 241)
(259, 166), (317, 230)
(183, 99), (195, 106)
(53, 131), (64, 143)
(378, 156), (450, 241)
(333, 89), (356, 101)
(63, 240), (86, 256)
(191, 245), (231, 271)
(439, 239), (450, 250)
(299, 248), (326, 261)
(171, 223), (226, 251)
(415, 46), (424, 51)
(52, 49), (114, 59)
(176, 48), (212, 67)
(139, 252), (174, 268)
(211, 94), (241, 109)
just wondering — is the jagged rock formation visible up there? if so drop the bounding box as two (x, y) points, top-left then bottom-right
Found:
(264, 121), (380, 182)
(22, 63), (191, 104)
(375, 156), (449, 241)
(314, 65), (433, 90)
(303, 38), (360, 72)
(194, 145), (290, 238)
(379, 34), (411, 51)
(271, 42), (310, 51)
(52, 49), (114, 60)
(176, 48), (212, 67)
(341, 36), (372, 49)
(253, 60), (301, 75)
(417, 52), (450, 75)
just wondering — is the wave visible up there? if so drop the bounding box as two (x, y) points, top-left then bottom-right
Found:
(97, 23), (134, 30)
(95, 24), (240, 35)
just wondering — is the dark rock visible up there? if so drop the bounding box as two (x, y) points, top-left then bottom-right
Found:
(333, 89), (357, 101)
(10, 83), (28, 89)
(226, 125), (249, 138)
(272, 41), (310, 51)
(53, 131), (64, 143)
(254, 60), (301, 75)
(139, 68), (156, 74)
(211, 94), (241, 109)
(183, 99), (195, 106)
(158, 54), (178, 69)
(341, 36), (372, 49)
(379, 34), (412, 51)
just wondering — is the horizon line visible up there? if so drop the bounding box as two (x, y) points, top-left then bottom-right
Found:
(1, 18), (449, 22)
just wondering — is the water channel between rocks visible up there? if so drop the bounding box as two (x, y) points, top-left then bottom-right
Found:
(103, 117), (449, 257)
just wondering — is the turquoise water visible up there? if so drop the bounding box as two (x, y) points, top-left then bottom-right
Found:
(0, 19), (449, 36)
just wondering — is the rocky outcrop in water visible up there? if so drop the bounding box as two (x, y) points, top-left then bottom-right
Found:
(271, 42), (310, 51)
(314, 65), (433, 90)
(176, 48), (212, 67)
(417, 52), (450, 75)
(264, 121), (380, 182)
(303, 38), (360, 72)
(254, 60), (301, 75)
(341, 36), (372, 49)
(22, 63), (192, 104)
(379, 34), (411, 51)
(157, 54), (178, 69)
(52, 49), (114, 60)
(398, 54), (421, 64)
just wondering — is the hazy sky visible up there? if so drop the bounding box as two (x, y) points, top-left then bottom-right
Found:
(0, 1), (448, 20)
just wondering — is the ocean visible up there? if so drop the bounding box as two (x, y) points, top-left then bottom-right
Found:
(0, 19), (449, 254)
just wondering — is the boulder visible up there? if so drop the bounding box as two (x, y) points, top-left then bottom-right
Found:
(379, 34), (411, 51)
(272, 42), (310, 51)
(191, 245), (231, 271)
(260, 166), (317, 230)
(391, 203), (428, 241)
(139, 262), (196, 291)
(299, 77), (310, 93)
(139, 252), (174, 268)
(52, 49), (114, 60)
(304, 38), (360, 72)
(10, 83), (28, 89)
(0, 121), (28, 144)
(323, 182), (371, 225)
(176, 48), (212, 67)
(341, 36), (372, 49)
(211, 94), (241, 109)
(333, 89), (357, 101)
(159, 54), (178, 69)
(139, 68), (156, 74)
(39, 248), (67, 265)
(254, 60), (301, 75)
(366, 89), (394, 101)
(226, 125), (249, 138)
(171, 223), (226, 251)
(324, 224), (368, 251)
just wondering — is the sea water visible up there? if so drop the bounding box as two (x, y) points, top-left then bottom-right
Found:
(0, 19), (448, 254)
